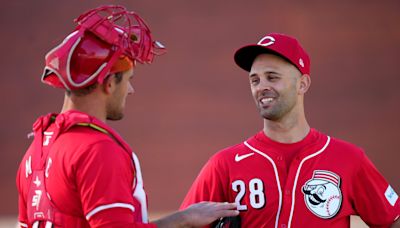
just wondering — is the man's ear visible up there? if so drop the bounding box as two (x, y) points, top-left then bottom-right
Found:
(102, 74), (116, 94)
(299, 74), (311, 95)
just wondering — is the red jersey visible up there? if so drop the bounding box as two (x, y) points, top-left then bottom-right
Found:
(181, 129), (400, 227)
(16, 111), (157, 228)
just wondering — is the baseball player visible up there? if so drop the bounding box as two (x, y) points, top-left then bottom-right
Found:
(16, 5), (238, 228)
(180, 33), (400, 227)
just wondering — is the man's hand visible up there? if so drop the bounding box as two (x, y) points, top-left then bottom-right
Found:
(154, 202), (239, 228)
(392, 217), (400, 228)
(182, 202), (239, 227)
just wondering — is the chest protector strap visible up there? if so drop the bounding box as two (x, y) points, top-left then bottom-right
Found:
(26, 112), (134, 227)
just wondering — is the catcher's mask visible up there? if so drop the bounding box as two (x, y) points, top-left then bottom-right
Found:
(42, 5), (166, 90)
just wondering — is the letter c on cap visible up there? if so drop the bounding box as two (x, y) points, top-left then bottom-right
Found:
(257, 36), (275, 46)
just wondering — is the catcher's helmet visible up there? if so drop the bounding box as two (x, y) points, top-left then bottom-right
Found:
(42, 5), (165, 90)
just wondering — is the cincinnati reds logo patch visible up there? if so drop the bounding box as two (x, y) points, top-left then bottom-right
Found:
(302, 170), (342, 219)
(257, 36), (275, 47)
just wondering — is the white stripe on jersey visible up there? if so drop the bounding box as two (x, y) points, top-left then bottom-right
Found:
(244, 141), (283, 228)
(288, 136), (331, 228)
(45, 221), (53, 228)
(131, 152), (149, 223)
(85, 203), (135, 220)
(19, 222), (28, 227)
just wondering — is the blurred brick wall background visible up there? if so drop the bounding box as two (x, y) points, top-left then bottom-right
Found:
(1, 0), (399, 219)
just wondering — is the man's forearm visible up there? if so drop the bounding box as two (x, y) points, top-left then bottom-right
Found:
(153, 211), (190, 228)
(153, 202), (239, 228)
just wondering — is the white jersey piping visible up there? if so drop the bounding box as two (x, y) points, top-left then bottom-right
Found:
(287, 136), (331, 228)
(45, 221), (53, 228)
(131, 152), (149, 223)
(244, 141), (282, 228)
(85, 202), (135, 220)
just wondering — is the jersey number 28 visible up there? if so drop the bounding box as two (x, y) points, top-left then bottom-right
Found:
(232, 178), (265, 210)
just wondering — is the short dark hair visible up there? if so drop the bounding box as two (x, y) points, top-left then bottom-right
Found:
(66, 72), (124, 97)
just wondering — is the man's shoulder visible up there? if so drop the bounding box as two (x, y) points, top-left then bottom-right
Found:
(328, 135), (362, 149)
(219, 139), (250, 153)
(58, 125), (116, 144)
(53, 125), (128, 160)
(326, 133), (365, 157)
(209, 138), (253, 164)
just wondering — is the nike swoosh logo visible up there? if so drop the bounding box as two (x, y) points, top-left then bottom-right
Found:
(235, 153), (255, 162)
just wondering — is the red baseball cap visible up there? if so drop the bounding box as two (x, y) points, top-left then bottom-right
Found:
(234, 33), (310, 75)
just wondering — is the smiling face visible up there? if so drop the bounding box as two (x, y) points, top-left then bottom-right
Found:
(249, 53), (303, 121)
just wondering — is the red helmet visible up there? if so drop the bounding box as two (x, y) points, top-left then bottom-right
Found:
(42, 5), (166, 90)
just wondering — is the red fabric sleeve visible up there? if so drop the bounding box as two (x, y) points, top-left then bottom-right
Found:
(180, 154), (230, 210)
(73, 140), (155, 227)
(16, 164), (29, 227)
(353, 151), (400, 227)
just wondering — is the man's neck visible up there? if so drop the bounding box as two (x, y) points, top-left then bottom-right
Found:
(263, 114), (310, 144)
(61, 94), (107, 122)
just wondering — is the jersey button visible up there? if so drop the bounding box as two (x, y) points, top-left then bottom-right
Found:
(281, 224), (287, 228)
(285, 189), (291, 195)
(277, 156), (283, 161)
